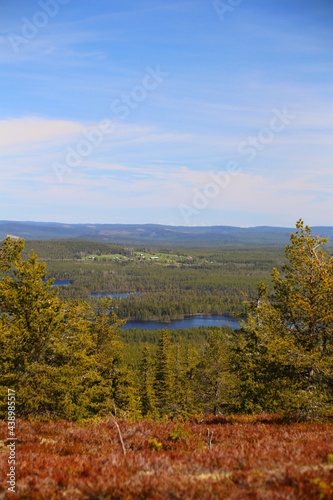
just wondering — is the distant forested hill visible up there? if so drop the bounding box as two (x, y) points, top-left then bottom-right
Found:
(2, 220), (333, 247)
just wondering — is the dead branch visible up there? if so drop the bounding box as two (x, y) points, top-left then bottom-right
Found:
(207, 429), (213, 451)
(112, 418), (126, 456)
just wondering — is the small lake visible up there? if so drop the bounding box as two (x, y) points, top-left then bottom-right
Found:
(90, 292), (132, 299)
(43, 279), (71, 287)
(121, 314), (241, 331)
(53, 280), (71, 287)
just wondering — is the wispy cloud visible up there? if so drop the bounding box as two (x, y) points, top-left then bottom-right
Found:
(1, 1), (332, 225)
(0, 117), (83, 148)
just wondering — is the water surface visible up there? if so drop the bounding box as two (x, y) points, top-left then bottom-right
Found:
(122, 314), (241, 330)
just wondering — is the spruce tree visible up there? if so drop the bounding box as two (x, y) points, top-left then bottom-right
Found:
(138, 343), (157, 418)
(91, 298), (141, 419)
(195, 328), (236, 415)
(169, 343), (198, 420)
(154, 329), (173, 418)
(182, 343), (199, 418)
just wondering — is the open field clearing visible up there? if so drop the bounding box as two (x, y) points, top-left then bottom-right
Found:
(1, 416), (332, 499)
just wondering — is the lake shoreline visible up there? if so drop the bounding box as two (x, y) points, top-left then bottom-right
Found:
(121, 313), (242, 331)
(122, 312), (243, 323)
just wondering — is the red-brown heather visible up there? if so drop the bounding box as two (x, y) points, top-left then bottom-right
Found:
(1, 416), (332, 499)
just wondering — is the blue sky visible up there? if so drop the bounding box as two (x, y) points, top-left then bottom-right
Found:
(0, 0), (333, 226)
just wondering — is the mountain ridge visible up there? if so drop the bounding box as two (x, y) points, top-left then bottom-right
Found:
(1, 221), (333, 247)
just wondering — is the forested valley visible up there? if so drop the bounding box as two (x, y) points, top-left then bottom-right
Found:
(1, 221), (333, 498)
(0, 220), (332, 422)
(21, 240), (285, 320)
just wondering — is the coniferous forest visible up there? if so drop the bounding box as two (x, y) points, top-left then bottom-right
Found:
(1, 221), (333, 498)
(3, 0), (333, 496)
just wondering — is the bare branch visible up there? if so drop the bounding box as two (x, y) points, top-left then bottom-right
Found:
(112, 418), (126, 456)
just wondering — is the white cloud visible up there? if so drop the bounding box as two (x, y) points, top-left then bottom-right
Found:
(0, 117), (83, 148)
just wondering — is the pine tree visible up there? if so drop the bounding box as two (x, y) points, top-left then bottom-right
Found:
(270, 220), (333, 417)
(235, 220), (333, 418)
(0, 238), (123, 420)
(0, 239), (94, 419)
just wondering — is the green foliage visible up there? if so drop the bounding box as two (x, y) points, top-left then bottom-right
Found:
(0, 238), (141, 421)
(170, 343), (199, 420)
(168, 423), (193, 442)
(1, 220), (332, 423)
(234, 220), (333, 418)
(139, 344), (157, 419)
(195, 329), (237, 415)
(154, 329), (173, 417)
(24, 239), (284, 320)
(148, 438), (163, 451)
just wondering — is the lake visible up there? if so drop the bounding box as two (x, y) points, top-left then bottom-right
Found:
(42, 286), (242, 329)
(43, 279), (71, 287)
(121, 314), (241, 330)
(53, 280), (71, 287)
